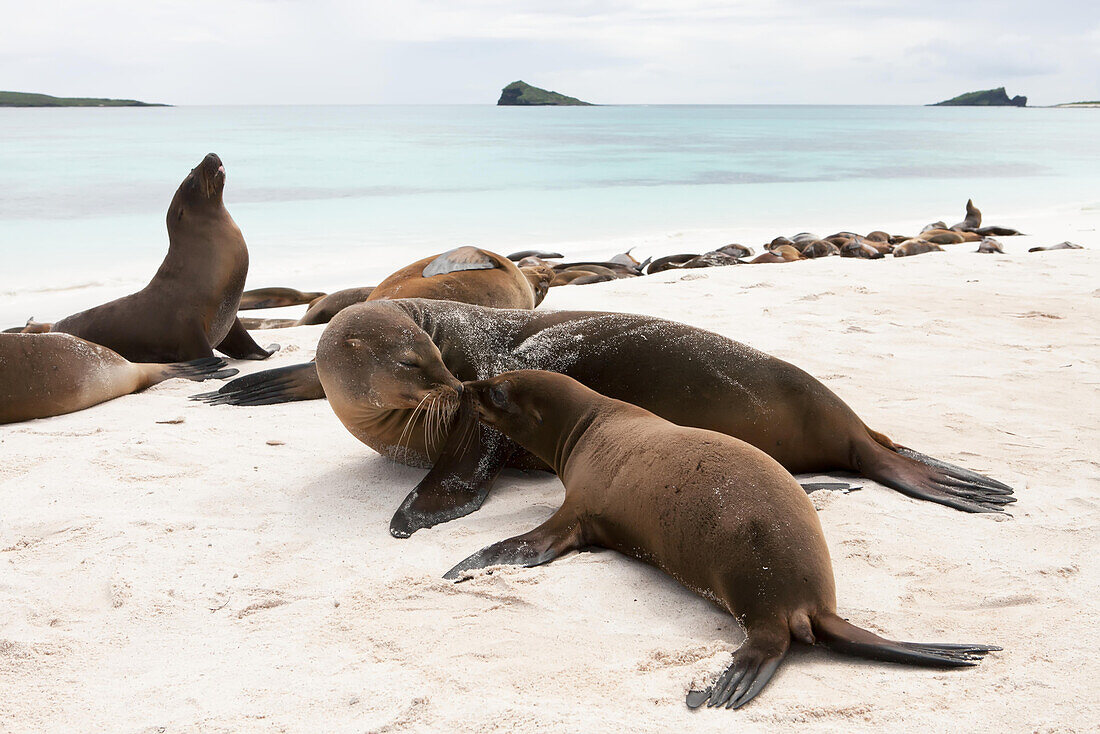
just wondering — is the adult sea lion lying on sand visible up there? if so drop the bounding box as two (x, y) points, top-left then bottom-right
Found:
(200, 300), (1015, 533)
(33, 154), (277, 363)
(1, 333), (236, 424)
(239, 287), (327, 310)
(444, 370), (999, 710)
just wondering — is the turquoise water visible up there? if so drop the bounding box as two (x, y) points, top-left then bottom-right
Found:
(1, 104), (1097, 311)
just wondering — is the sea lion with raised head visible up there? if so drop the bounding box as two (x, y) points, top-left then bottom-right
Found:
(1, 332), (236, 424)
(950, 199), (982, 232)
(201, 300), (1015, 534)
(239, 287), (327, 310)
(443, 370), (999, 709)
(41, 154), (277, 363)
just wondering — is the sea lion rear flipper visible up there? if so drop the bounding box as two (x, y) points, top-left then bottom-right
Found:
(190, 362), (325, 405)
(163, 357), (240, 382)
(214, 317), (279, 360)
(422, 247), (498, 277)
(687, 636), (789, 710)
(443, 503), (585, 581)
(799, 482), (860, 494)
(390, 403), (513, 538)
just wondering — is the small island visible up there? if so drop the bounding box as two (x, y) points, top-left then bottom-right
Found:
(497, 81), (592, 106)
(930, 87), (1026, 107)
(1053, 100), (1100, 108)
(0, 91), (168, 107)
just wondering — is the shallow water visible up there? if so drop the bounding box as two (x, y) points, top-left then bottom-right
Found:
(1, 104), (1097, 321)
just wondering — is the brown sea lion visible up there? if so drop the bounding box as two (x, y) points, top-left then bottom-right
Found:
(1028, 242), (1083, 252)
(865, 230), (891, 243)
(800, 240), (841, 258)
(975, 226), (1023, 237)
(977, 237), (1004, 254)
(893, 240), (944, 257)
(950, 199), (982, 232)
(767, 236), (795, 250)
(239, 287), (326, 310)
(749, 245), (803, 264)
(1, 333), (236, 424)
(921, 221), (947, 233)
(42, 154), (276, 363)
(839, 240), (884, 259)
(443, 370), (998, 709)
(198, 300), (1015, 535)
(551, 267), (618, 286)
(919, 230), (969, 245)
(553, 260), (646, 277)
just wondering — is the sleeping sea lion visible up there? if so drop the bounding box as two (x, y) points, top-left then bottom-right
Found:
(749, 245), (803, 263)
(712, 244), (753, 259)
(800, 240), (840, 258)
(239, 287), (327, 310)
(767, 236), (795, 251)
(977, 238), (1004, 254)
(681, 252), (743, 269)
(840, 240), (885, 259)
(975, 226), (1023, 237)
(893, 240), (944, 257)
(198, 300), (1015, 534)
(41, 154), (276, 363)
(647, 254), (699, 274)
(1028, 242), (1083, 252)
(1, 333), (236, 424)
(507, 250), (563, 261)
(950, 199), (982, 232)
(444, 370), (999, 709)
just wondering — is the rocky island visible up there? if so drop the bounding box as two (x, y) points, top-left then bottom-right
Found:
(0, 91), (168, 107)
(497, 81), (592, 106)
(930, 87), (1026, 107)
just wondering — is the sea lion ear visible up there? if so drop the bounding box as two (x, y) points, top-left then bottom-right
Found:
(423, 247), (498, 277)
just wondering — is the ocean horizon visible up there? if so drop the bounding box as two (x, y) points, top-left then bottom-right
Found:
(2, 103), (1097, 323)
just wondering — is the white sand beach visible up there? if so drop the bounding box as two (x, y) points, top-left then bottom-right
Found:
(2, 211), (1098, 732)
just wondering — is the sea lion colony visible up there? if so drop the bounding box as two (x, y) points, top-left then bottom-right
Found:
(12, 158), (1087, 710)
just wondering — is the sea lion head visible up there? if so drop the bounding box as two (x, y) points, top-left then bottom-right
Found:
(520, 263), (554, 306)
(167, 153), (227, 223)
(463, 370), (549, 440)
(316, 304), (463, 412)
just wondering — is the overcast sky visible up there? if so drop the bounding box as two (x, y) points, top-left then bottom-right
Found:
(2, 1), (1097, 105)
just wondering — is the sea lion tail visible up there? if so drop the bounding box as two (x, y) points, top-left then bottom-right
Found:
(190, 362), (325, 406)
(160, 357), (240, 383)
(812, 612), (999, 668)
(854, 429), (1015, 513)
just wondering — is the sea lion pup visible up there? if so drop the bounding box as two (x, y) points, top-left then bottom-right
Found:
(221, 299), (1013, 536)
(646, 253), (699, 274)
(893, 240), (945, 257)
(749, 245), (803, 264)
(950, 199), (982, 232)
(800, 240), (841, 258)
(1029, 241), (1084, 252)
(840, 240), (885, 259)
(443, 371), (999, 709)
(41, 154), (277, 363)
(507, 250), (563, 261)
(977, 237), (1004, 254)
(239, 287), (327, 310)
(0, 333), (237, 424)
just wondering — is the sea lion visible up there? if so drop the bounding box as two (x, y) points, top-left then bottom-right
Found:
(950, 199), (982, 232)
(977, 237), (1004, 254)
(553, 260), (646, 277)
(749, 245), (803, 264)
(1, 332), (236, 424)
(840, 240), (884, 259)
(800, 240), (840, 258)
(975, 226), (1023, 237)
(443, 370), (999, 709)
(712, 244), (753, 259)
(893, 240), (944, 257)
(919, 230), (973, 245)
(41, 154), (276, 363)
(865, 230), (891, 243)
(507, 250), (563, 261)
(198, 300), (1015, 534)
(239, 287), (326, 310)
(767, 236), (795, 251)
(1028, 242), (1083, 252)
(372, 247), (542, 307)
(647, 254), (699, 274)
(551, 267), (619, 287)
(790, 232), (819, 244)
(681, 252), (743, 269)
(921, 221), (947, 233)
(297, 287), (378, 325)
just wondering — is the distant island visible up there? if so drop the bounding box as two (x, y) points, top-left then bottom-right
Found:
(497, 81), (592, 106)
(0, 91), (168, 107)
(930, 87), (1026, 107)
(1053, 100), (1100, 108)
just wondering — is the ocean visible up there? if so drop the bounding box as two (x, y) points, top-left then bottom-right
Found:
(1, 104), (1097, 324)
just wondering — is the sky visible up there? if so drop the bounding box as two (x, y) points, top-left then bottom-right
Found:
(1, 0), (1097, 105)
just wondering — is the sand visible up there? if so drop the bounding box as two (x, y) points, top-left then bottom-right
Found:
(2, 211), (1099, 732)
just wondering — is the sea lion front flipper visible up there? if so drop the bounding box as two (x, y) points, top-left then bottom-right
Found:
(443, 503), (585, 581)
(190, 362), (325, 405)
(214, 317), (279, 360)
(389, 403), (513, 538)
(422, 246), (498, 278)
